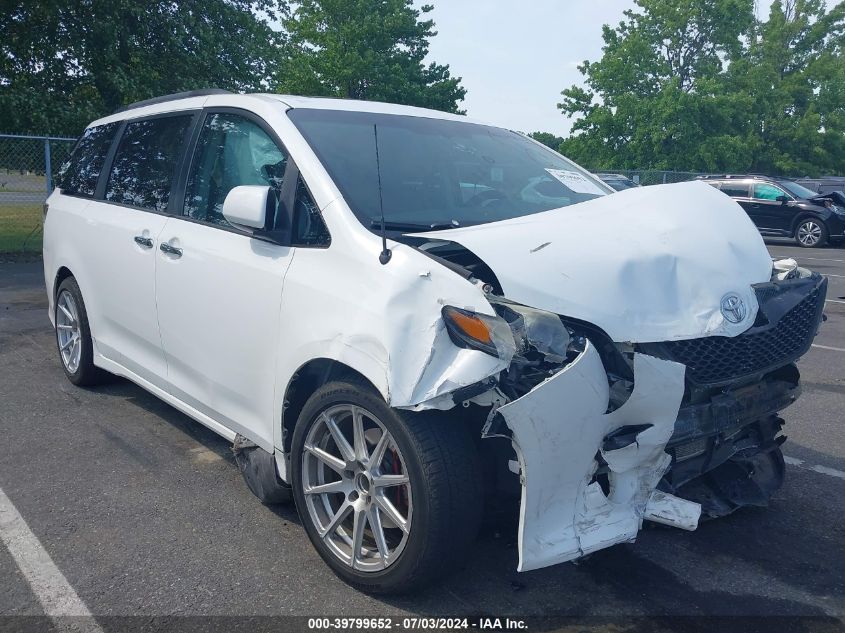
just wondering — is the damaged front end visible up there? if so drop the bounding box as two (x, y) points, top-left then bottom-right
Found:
(484, 339), (696, 571)
(390, 182), (828, 572)
(454, 295), (701, 571)
(644, 264), (826, 517)
(420, 248), (826, 572)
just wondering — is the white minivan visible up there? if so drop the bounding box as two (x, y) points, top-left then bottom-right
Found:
(44, 90), (826, 593)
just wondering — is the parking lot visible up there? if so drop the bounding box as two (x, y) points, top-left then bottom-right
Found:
(1, 241), (844, 630)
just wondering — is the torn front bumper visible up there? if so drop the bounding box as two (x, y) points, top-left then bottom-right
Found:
(496, 341), (700, 572)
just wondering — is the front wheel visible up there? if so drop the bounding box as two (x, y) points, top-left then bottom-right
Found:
(795, 218), (828, 247)
(291, 379), (482, 594)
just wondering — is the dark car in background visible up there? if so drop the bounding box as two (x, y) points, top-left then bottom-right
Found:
(594, 172), (640, 191)
(701, 175), (845, 248)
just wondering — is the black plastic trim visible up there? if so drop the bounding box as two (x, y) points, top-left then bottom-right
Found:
(93, 120), (127, 200)
(116, 89), (231, 113)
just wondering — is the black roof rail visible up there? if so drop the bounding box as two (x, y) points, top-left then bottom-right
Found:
(116, 89), (232, 113)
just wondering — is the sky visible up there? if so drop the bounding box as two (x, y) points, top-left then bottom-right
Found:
(419, 0), (632, 136)
(418, 0), (783, 136)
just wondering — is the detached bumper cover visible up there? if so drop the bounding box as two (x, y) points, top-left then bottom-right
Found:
(498, 341), (700, 572)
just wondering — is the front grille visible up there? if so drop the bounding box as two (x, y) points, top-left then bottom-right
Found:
(647, 276), (826, 386)
(673, 437), (708, 461)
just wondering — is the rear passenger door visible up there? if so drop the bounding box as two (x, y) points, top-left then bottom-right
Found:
(717, 181), (759, 226)
(153, 110), (297, 448)
(750, 182), (792, 233)
(84, 113), (196, 387)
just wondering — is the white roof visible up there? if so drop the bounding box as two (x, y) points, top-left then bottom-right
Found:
(89, 92), (490, 128)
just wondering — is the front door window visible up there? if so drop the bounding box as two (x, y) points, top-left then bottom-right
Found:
(184, 113), (288, 227)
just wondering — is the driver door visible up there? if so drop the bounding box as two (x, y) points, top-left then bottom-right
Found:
(154, 110), (294, 448)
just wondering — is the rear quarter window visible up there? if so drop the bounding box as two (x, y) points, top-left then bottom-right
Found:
(105, 115), (193, 212)
(718, 183), (750, 198)
(56, 123), (119, 197)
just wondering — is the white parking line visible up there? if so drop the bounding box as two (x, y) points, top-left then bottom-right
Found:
(811, 343), (845, 352)
(810, 465), (845, 480)
(824, 273), (845, 279)
(825, 299), (845, 305)
(0, 485), (103, 632)
(784, 456), (845, 480)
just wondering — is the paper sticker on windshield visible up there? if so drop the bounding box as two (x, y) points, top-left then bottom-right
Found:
(545, 169), (606, 195)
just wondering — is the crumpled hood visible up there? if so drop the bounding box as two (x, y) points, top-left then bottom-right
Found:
(812, 191), (845, 207)
(414, 181), (774, 342)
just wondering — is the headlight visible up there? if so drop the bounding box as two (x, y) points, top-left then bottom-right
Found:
(443, 298), (583, 365)
(489, 298), (574, 362)
(442, 305), (516, 361)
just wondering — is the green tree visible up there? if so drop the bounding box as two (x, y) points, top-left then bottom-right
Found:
(0, 0), (286, 135)
(276, 0), (465, 113)
(558, 0), (755, 171)
(726, 0), (845, 175)
(528, 132), (565, 151)
(558, 0), (845, 176)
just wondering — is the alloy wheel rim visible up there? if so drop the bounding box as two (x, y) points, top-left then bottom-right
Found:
(798, 221), (822, 246)
(301, 404), (412, 572)
(56, 290), (82, 373)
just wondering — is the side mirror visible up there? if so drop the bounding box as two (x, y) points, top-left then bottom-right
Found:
(223, 185), (270, 229)
(776, 195), (790, 204)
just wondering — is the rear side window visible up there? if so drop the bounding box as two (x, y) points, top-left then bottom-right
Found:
(105, 115), (193, 212)
(56, 123), (118, 197)
(718, 183), (750, 198)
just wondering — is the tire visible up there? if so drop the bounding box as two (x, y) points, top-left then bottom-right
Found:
(291, 378), (483, 594)
(794, 218), (828, 248)
(54, 277), (110, 386)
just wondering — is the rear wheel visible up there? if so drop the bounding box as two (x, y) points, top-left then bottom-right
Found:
(291, 379), (482, 594)
(55, 277), (109, 386)
(795, 218), (828, 247)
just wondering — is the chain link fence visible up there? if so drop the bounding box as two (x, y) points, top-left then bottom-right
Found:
(0, 134), (77, 253)
(591, 169), (705, 186)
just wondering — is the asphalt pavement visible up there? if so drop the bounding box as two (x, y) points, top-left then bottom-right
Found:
(0, 240), (844, 631)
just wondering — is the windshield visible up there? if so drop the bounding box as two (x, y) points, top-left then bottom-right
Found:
(780, 180), (818, 199)
(604, 178), (638, 191)
(288, 109), (610, 232)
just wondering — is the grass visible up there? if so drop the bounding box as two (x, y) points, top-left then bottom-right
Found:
(0, 203), (43, 252)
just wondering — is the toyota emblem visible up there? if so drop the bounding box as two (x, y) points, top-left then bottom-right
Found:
(720, 293), (747, 324)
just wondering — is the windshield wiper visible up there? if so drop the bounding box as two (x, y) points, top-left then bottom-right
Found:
(369, 219), (460, 232)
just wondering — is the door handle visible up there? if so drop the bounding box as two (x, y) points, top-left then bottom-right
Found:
(134, 235), (154, 248)
(159, 242), (183, 258)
